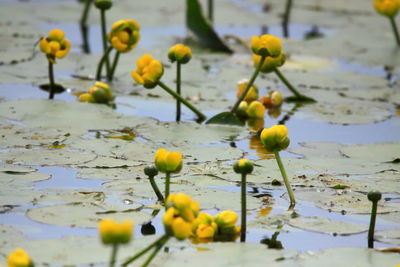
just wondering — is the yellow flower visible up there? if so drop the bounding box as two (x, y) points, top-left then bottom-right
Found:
(253, 53), (286, 73)
(7, 248), (33, 267)
(131, 54), (164, 89)
(247, 101), (265, 118)
(233, 158), (254, 175)
(78, 93), (95, 103)
(39, 29), (70, 63)
(214, 210), (238, 229)
(171, 217), (193, 240)
(374, 0), (400, 17)
(260, 125), (290, 152)
(236, 101), (249, 118)
(109, 20), (140, 53)
(236, 79), (259, 103)
(154, 148), (182, 173)
(168, 44), (192, 64)
(163, 206), (178, 227)
(88, 81), (113, 103)
(251, 35), (282, 57)
(98, 218), (133, 245)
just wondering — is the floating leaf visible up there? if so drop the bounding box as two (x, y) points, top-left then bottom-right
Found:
(205, 112), (245, 126)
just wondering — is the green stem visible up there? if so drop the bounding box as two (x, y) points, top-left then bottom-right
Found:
(368, 201), (378, 248)
(273, 68), (315, 102)
(80, 0), (92, 53)
(389, 16), (400, 46)
(149, 175), (164, 202)
(48, 61), (55, 100)
(165, 172), (171, 201)
(208, 0), (214, 24)
(141, 236), (170, 267)
(230, 55), (266, 114)
(157, 81), (206, 121)
(109, 244), (118, 267)
(176, 62), (182, 122)
(108, 51), (120, 81)
(240, 173), (247, 242)
(121, 235), (167, 266)
(282, 0), (293, 38)
(100, 9), (111, 76)
(96, 46), (113, 80)
(274, 151), (296, 207)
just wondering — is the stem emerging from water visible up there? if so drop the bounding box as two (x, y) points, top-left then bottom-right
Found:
(389, 16), (400, 46)
(240, 173), (247, 242)
(80, 0), (92, 53)
(148, 175), (164, 202)
(282, 0), (293, 38)
(96, 46), (113, 80)
(176, 62), (182, 122)
(100, 9), (111, 76)
(48, 61), (55, 100)
(141, 235), (170, 267)
(208, 0), (214, 24)
(230, 55), (266, 114)
(274, 68), (315, 102)
(165, 172), (171, 201)
(274, 151), (295, 208)
(109, 244), (118, 267)
(368, 201), (378, 248)
(158, 81), (206, 121)
(108, 51), (120, 81)
(121, 235), (168, 266)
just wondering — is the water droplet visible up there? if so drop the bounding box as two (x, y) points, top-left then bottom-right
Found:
(123, 199), (134, 205)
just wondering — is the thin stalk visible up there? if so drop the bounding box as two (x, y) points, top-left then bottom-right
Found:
(108, 51), (120, 81)
(240, 173), (247, 242)
(141, 236), (170, 267)
(274, 151), (295, 207)
(282, 0), (293, 38)
(100, 9), (111, 76)
(121, 235), (167, 266)
(96, 46), (113, 80)
(273, 68), (316, 102)
(389, 17), (400, 46)
(48, 61), (55, 100)
(149, 175), (164, 202)
(176, 62), (182, 122)
(230, 55), (266, 114)
(109, 244), (118, 267)
(208, 0), (214, 24)
(158, 81), (206, 121)
(165, 172), (171, 201)
(368, 201), (378, 248)
(80, 0), (92, 53)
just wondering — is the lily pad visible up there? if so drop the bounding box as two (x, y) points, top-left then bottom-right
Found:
(375, 229), (400, 246)
(0, 171), (51, 184)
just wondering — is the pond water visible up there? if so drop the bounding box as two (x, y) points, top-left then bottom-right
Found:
(1, 0), (400, 265)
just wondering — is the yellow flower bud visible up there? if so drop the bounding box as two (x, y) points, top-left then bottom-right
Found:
(251, 35), (282, 57)
(247, 101), (265, 118)
(168, 44), (192, 64)
(236, 101), (249, 118)
(236, 79), (259, 103)
(233, 158), (254, 175)
(260, 125), (290, 152)
(190, 200), (200, 216)
(78, 93), (95, 102)
(374, 0), (399, 17)
(214, 210), (238, 229)
(39, 29), (70, 63)
(171, 217), (193, 240)
(109, 19), (140, 53)
(253, 53), (286, 73)
(131, 54), (164, 89)
(163, 207), (178, 227)
(7, 248), (33, 267)
(154, 148), (182, 173)
(98, 218), (133, 245)
(88, 81), (113, 103)
(195, 222), (218, 239)
(270, 90), (283, 106)
(171, 192), (192, 210)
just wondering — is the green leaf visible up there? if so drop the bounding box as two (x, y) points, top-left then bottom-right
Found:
(205, 112), (244, 126)
(330, 184), (350, 190)
(186, 0), (232, 53)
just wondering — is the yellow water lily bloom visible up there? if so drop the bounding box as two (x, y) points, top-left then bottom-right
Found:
(168, 43), (192, 64)
(98, 218), (133, 245)
(78, 93), (95, 103)
(253, 53), (286, 73)
(154, 148), (182, 173)
(260, 125), (290, 152)
(131, 54), (164, 89)
(236, 79), (259, 103)
(374, 0), (400, 17)
(109, 19), (140, 53)
(7, 248), (33, 267)
(214, 210), (238, 229)
(247, 101), (265, 119)
(251, 34), (282, 57)
(88, 81), (113, 103)
(171, 217), (193, 240)
(39, 29), (70, 63)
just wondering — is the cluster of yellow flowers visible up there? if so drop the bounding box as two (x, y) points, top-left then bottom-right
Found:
(373, 0), (400, 17)
(235, 79), (282, 120)
(260, 124), (290, 152)
(78, 81), (114, 104)
(163, 193), (240, 242)
(98, 218), (133, 245)
(39, 29), (71, 64)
